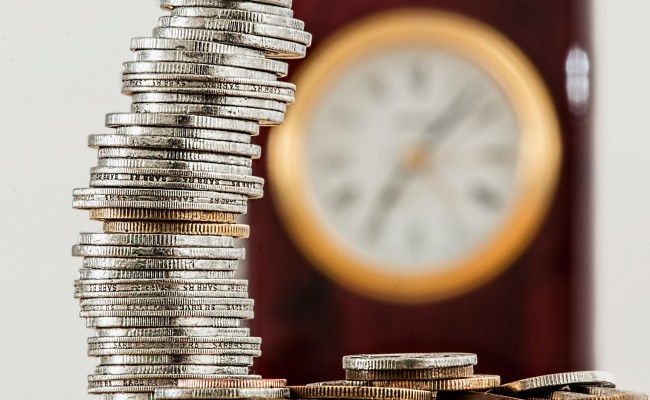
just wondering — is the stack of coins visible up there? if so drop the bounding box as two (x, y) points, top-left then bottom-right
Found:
(290, 353), (647, 400)
(488, 371), (646, 400)
(72, 1), (310, 399)
(289, 353), (496, 400)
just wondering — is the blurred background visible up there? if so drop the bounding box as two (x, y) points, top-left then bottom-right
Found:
(0, 0), (648, 398)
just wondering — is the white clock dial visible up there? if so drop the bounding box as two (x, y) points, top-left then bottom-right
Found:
(306, 46), (520, 273)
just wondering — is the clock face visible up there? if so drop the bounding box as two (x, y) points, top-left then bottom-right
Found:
(306, 46), (519, 273)
(269, 10), (561, 303)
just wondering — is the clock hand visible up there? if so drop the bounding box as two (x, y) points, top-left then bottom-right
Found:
(362, 160), (412, 244)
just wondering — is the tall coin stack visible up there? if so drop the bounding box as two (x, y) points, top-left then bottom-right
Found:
(72, 1), (310, 399)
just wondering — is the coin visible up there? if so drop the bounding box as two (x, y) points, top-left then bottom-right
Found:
(94, 327), (250, 338)
(78, 233), (235, 248)
(86, 317), (242, 328)
(82, 257), (238, 271)
(155, 387), (290, 399)
(497, 372), (617, 394)
(343, 353), (479, 371)
(103, 221), (250, 238)
(89, 208), (238, 223)
(345, 366), (475, 381)
(94, 365), (251, 376)
(366, 375), (501, 391)
(288, 385), (434, 400)
(79, 269), (236, 280)
(178, 378), (287, 388)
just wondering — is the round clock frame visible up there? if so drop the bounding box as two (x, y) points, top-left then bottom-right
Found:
(268, 9), (562, 304)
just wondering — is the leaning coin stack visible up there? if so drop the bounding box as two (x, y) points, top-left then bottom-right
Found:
(290, 353), (498, 400)
(72, 0), (310, 399)
(488, 371), (647, 400)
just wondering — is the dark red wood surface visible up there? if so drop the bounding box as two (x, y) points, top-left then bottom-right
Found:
(249, 0), (593, 384)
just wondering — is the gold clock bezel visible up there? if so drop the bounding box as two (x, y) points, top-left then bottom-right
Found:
(268, 9), (562, 304)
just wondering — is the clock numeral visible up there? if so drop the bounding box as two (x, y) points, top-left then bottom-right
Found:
(483, 146), (517, 166)
(330, 185), (360, 212)
(470, 183), (504, 211)
(365, 72), (390, 101)
(409, 58), (430, 95)
(473, 98), (501, 126)
(318, 152), (351, 172)
(329, 106), (359, 130)
(406, 221), (426, 255)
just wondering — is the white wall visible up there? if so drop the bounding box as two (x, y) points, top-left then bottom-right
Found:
(593, 0), (650, 392)
(0, 0), (647, 398)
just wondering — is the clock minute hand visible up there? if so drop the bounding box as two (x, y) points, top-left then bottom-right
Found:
(421, 84), (473, 147)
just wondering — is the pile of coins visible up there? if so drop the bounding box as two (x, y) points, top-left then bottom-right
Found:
(71, 0), (310, 399)
(289, 353), (648, 400)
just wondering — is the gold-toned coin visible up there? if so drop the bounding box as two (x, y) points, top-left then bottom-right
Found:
(178, 378), (287, 389)
(369, 375), (500, 391)
(289, 385), (434, 400)
(346, 366), (474, 381)
(103, 221), (250, 238)
(90, 208), (238, 223)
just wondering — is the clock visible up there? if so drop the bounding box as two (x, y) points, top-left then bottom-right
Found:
(268, 10), (561, 303)
(249, 0), (592, 385)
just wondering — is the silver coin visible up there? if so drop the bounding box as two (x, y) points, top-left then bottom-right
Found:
(99, 354), (254, 366)
(158, 17), (311, 46)
(131, 103), (284, 125)
(89, 179), (263, 200)
(113, 126), (252, 144)
(72, 245), (246, 259)
(497, 371), (617, 393)
(78, 233), (235, 248)
(123, 61), (277, 81)
(80, 269), (236, 280)
(160, 1), (294, 18)
(80, 296), (253, 307)
(82, 257), (238, 271)
(155, 387), (290, 399)
(122, 81), (295, 103)
(96, 158), (253, 175)
(88, 341), (261, 352)
(90, 166), (264, 185)
(131, 37), (265, 56)
(89, 135), (261, 157)
(95, 365), (250, 376)
(82, 311), (253, 320)
(105, 113), (259, 134)
(97, 148), (253, 167)
(88, 346), (260, 357)
(131, 92), (287, 112)
(72, 188), (248, 213)
(154, 27), (306, 59)
(100, 393), (154, 400)
(90, 335), (258, 344)
(95, 327), (250, 338)
(88, 377), (254, 390)
(132, 51), (288, 76)
(343, 353), (479, 370)
(86, 316), (242, 328)
(90, 374), (259, 381)
(171, 8), (304, 30)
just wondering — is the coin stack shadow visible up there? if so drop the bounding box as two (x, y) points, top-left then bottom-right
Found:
(71, 1), (310, 399)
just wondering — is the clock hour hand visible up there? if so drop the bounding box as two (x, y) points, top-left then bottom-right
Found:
(362, 161), (412, 244)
